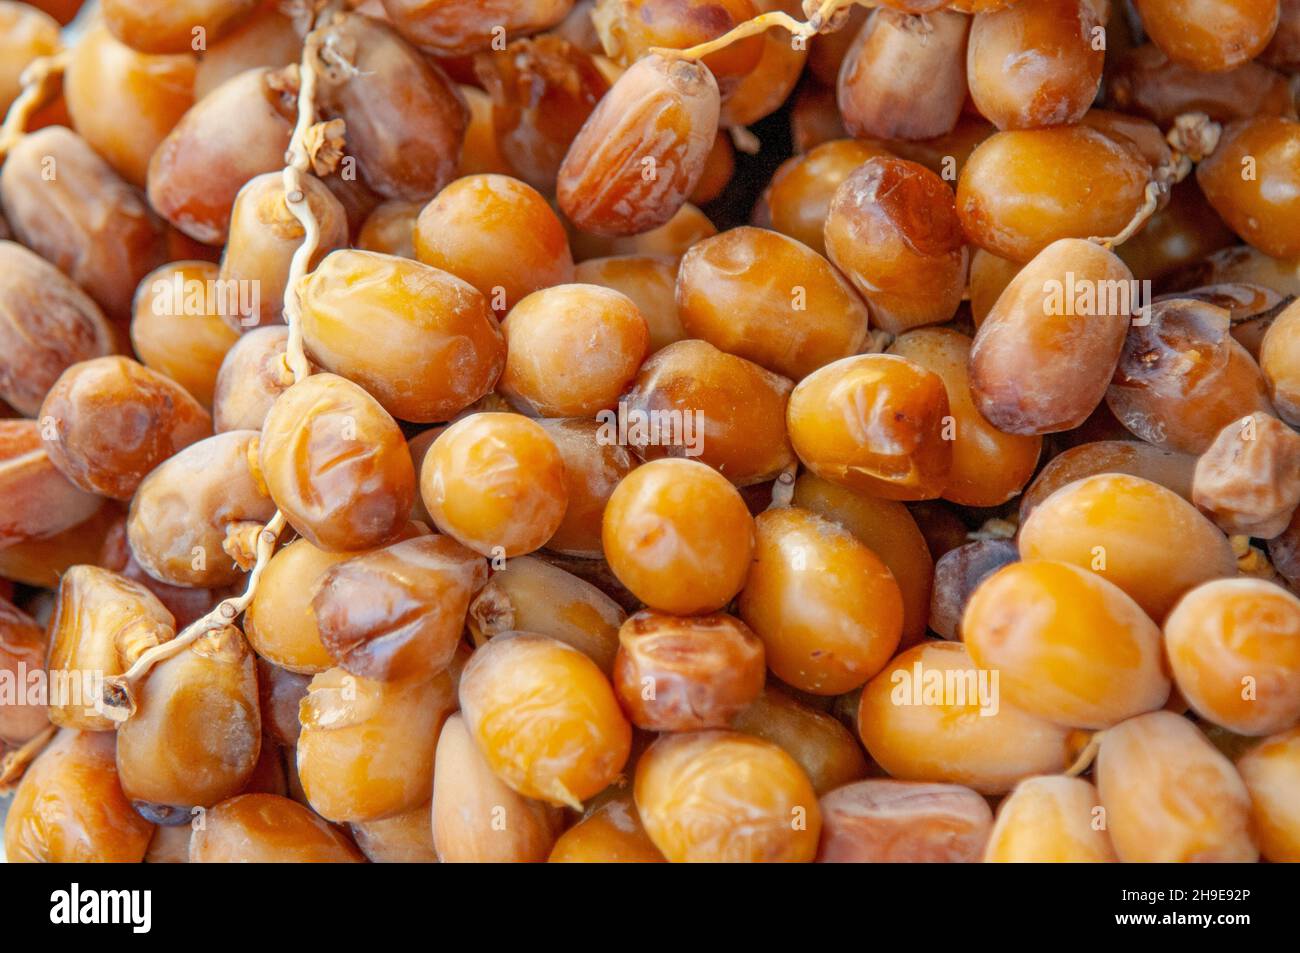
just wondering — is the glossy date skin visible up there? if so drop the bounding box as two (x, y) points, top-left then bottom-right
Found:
(102, 0), (261, 55)
(4, 729), (155, 863)
(45, 565), (176, 732)
(115, 625), (262, 822)
(381, 0), (576, 55)
(40, 356), (213, 501)
(558, 53), (720, 237)
(0, 242), (116, 418)
(127, 430), (277, 588)
(258, 374), (416, 553)
(2, 127), (167, 321)
(301, 250), (505, 423)
(0, 419), (102, 547)
(317, 13), (469, 202)
(312, 534), (488, 683)
(614, 609), (764, 732)
(147, 66), (295, 245)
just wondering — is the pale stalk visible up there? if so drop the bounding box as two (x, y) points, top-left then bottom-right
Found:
(281, 18), (334, 384)
(968, 517), (1017, 541)
(1064, 730), (1105, 777)
(0, 724), (57, 792)
(768, 463), (798, 509)
(1090, 111), (1221, 249)
(1088, 180), (1164, 249)
(0, 51), (70, 161)
(657, 0), (872, 63)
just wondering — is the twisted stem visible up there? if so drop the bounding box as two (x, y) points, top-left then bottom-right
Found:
(0, 50), (70, 162)
(98, 4), (345, 722)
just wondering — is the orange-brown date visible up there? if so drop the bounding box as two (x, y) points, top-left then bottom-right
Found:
(635, 730), (821, 862)
(312, 534), (487, 683)
(613, 610), (765, 731)
(415, 174), (575, 316)
(211, 325), (296, 433)
(259, 374), (416, 552)
(838, 8), (970, 141)
(791, 472), (934, 649)
(500, 284), (648, 417)
(2, 126), (167, 321)
(677, 226), (871, 380)
(825, 157), (968, 334)
(127, 430), (276, 588)
(317, 12), (469, 202)
(1019, 440), (1197, 521)
(956, 125), (1150, 263)
(0, 505), (121, 590)
(1133, 0), (1280, 72)
(459, 631), (632, 808)
(1106, 297), (1275, 454)
(4, 729), (154, 863)
(0, 241), (115, 418)
(740, 505), (904, 695)
(622, 339), (794, 486)
(190, 793), (363, 862)
(602, 458), (755, 614)
(421, 412), (569, 558)
(558, 53), (720, 237)
(1197, 117), (1300, 260)
(970, 239), (1133, 435)
(300, 250), (505, 423)
(147, 66), (295, 245)
(115, 625), (261, 822)
(858, 642), (1073, 794)
(297, 667), (457, 823)
(46, 565), (176, 732)
(65, 20), (197, 189)
(39, 356), (213, 501)
(548, 788), (666, 862)
(786, 354), (953, 500)
(131, 261), (241, 408)
(966, 0), (1103, 130)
